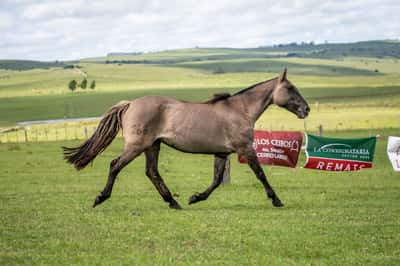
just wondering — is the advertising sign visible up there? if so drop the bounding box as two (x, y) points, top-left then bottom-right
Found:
(239, 131), (303, 168)
(387, 136), (400, 171)
(304, 134), (376, 171)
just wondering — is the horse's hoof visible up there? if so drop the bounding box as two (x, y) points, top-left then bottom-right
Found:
(169, 202), (182, 210)
(92, 194), (109, 208)
(272, 198), (284, 207)
(93, 196), (102, 208)
(188, 193), (200, 205)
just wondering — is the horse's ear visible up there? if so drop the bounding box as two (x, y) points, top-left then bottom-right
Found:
(279, 68), (287, 82)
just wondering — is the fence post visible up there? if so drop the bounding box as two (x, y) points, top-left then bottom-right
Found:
(84, 127), (88, 139)
(318, 124), (323, 136)
(24, 129), (28, 142)
(222, 156), (231, 185)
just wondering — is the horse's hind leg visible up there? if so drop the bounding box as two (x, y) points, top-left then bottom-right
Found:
(93, 143), (142, 208)
(188, 154), (227, 205)
(145, 140), (182, 210)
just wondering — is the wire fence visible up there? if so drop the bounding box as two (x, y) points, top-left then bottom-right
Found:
(0, 117), (124, 143)
(0, 118), (389, 144)
(0, 126), (95, 143)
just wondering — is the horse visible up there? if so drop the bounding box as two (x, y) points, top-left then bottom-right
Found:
(63, 69), (310, 209)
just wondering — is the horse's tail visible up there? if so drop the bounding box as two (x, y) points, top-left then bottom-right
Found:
(63, 101), (130, 170)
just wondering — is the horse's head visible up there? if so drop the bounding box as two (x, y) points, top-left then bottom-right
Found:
(272, 69), (310, 119)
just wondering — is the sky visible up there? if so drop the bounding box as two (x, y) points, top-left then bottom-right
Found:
(0, 0), (399, 61)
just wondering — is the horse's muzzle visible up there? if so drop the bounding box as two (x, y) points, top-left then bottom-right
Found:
(297, 105), (310, 119)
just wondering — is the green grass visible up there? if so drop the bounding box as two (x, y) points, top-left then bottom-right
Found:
(0, 60), (65, 71)
(176, 58), (382, 76)
(1, 46), (400, 265)
(82, 47), (286, 63)
(82, 41), (400, 62)
(1, 84), (399, 127)
(1, 128), (400, 265)
(270, 57), (400, 74)
(0, 67), (86, 97)
(2, 57), (400, 98)
(0, 88), (222, 126)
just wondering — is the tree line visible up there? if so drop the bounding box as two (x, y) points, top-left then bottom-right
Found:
(68, 78), (96, 92)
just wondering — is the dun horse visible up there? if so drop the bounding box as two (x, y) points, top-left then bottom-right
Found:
(63, 69), (310, 209)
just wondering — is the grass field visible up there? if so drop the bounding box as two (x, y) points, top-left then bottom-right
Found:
(1, 128), (400, 265)
(1, 45), (400, 265)
(1, 54), (399, 129)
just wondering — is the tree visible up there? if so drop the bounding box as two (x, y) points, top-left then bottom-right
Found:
(90, 80), (96, 90)
(68, 80), (77, 92)
(80, 78), (87, 89)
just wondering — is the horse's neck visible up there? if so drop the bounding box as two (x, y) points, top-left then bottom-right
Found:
(230, 79), (276, 123)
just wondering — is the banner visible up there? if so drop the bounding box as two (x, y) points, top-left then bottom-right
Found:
(387, 136), (400, 171)
(304, 134), (376, 171)
(239, 131), (302, 168)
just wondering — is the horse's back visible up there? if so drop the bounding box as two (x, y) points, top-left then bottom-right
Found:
(120, 95), (249, 153)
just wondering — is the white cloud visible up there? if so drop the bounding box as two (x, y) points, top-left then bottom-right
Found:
(0, 12), (14, 28)
(0, 0), (399, 60)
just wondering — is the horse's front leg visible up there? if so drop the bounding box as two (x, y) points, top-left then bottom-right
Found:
(188, 154), (228, 205)
(242, 149), (284, 207)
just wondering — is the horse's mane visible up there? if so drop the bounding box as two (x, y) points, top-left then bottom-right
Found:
(233, 77), (277, 96)
(203, 93), (231, 104)
(203, 77), (278, 104)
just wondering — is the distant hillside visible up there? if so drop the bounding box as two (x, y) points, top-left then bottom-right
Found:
(257, 40), (400, 58)
(4, 40), (400, 71)
(107, 52), (143, 56)
(100, 40), (400, 65)
(0, 60), (65, 70)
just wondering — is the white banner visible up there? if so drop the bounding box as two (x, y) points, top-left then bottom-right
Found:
(387, 136), (400, 171)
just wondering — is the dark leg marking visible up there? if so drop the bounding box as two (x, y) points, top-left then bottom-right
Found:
(245, 151), (283, 207)
(145, 140), (182, 210)
(188, 154), (228, 205)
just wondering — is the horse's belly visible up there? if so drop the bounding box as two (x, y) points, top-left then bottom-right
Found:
(158, 103), (236, 153)
(160, 129), (234, 154)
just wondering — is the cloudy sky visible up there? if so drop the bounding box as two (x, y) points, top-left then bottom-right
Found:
(0, 0), (399, 61)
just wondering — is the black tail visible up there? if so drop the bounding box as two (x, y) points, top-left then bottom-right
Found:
(63, 101), (130, 170)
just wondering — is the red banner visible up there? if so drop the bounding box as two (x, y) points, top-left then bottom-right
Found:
(239, 131), (303, 168)
(305, 157), (373, 171)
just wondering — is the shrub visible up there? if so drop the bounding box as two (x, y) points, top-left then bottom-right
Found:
(68, 80), (77, 92)
(80, 78), (87, 89)
(90, 80), (96, 89)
